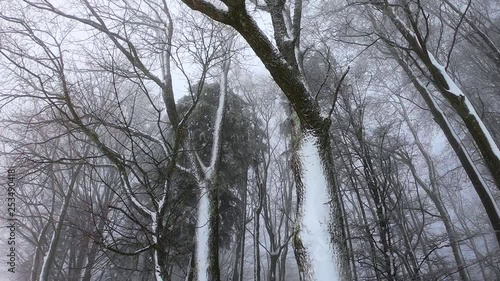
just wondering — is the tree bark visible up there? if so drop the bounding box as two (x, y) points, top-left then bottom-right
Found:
(40, 164), (84, 281)
(390, 49), (500, 245)
(375, 1), (500, 191)
(253, 161), (263, 281)
(179, 4), (350, 278)
(194, 43), (233, 281)
(394, 96), (470, 281)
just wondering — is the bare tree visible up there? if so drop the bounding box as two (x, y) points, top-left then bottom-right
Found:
(179, 1), (350, 279)
(367, 0), (500, 192)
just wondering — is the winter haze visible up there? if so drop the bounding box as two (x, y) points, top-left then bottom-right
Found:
(0, 0), (500, 280)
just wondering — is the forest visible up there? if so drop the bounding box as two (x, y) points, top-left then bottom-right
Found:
(0, 0), (499, 280)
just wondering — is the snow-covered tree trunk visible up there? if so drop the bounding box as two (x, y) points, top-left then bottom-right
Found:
(292, 131), (343, 281)
(390, 49), (500, 245)
(230, 169), (247, 281)
(180, 1), (350, 279)
(152, 213), (166, 281)
(194, 39), (233, 281)
(374, 0), (500, 191)
(196, 183), (212, 281)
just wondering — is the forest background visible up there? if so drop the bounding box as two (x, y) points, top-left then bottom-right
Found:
(0, 0), (499, 280)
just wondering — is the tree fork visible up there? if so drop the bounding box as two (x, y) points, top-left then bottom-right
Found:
(181, 1), (350, 279)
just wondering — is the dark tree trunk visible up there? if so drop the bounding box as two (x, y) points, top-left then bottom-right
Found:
(391, 50), (500, 245)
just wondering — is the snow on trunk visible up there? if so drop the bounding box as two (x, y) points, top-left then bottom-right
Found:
(207, 65), (228, 173)
(193, 37), (233, 281)
(151, 214), (164, 281)
(381, 3), (500, 164)
(429, 95), (500, 217)
(195, 186), (210, 281)
(297, 135), (341, 281)
(427, 52), (500, 159)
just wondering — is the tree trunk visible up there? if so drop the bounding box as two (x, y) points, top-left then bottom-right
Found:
(353, 127), (395, 281)
(253, 161), (263, 281)
(395, 95), (471, 281)
(230, 166), (248, 281)
(339, 135), (382, 281)
(268, 253), (279, 281)
(40, 164), (84, 281)
(82, 239), (100, 281)
(339, 184), (358, 281)
(194, 41), (232, 281)
(443, 0), (500, 68)
(180, 3), (350, 279)
(30, 175), (57, 281)
(292, 129), (347, 281)
(231, 230), (242, 281)
(390, 49), (500, 245)
(378, 2), (500, 191)
(239, 178), (247, 281)
(208, 181), (221, 281)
